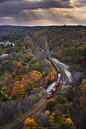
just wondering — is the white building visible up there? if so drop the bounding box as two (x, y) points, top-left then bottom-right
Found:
(0, 41), (15, 46)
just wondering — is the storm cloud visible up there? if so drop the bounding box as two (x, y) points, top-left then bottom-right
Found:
(0, 0), (73, 17)
(0, 0), (86, 26)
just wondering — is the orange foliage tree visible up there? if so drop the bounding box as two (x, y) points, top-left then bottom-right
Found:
(12, 70), (42, 98)
(22, 45), (25, 50)
(12, 81), (21, 98)
(59, 50), (63, 58)
(23, 118), (37, 128)
(4, 73), (12, 85)
(46, 72), (55, 85)
(7, 84), (13, 94)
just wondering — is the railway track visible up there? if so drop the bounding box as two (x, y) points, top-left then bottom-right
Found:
(6, 96), (48, 129)
(5, 56), (63, 129)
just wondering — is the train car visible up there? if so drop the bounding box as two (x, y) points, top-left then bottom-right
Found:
(55, 73), (61, 87)
(46, 56), (61, 99)
(46, 56), (60, 73)
(52, 87), (56, 92)
(55, 82), (59, 87)
(57, 73), (61, 81)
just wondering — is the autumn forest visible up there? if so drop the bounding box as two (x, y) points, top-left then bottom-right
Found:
(0, 25), (86, 129)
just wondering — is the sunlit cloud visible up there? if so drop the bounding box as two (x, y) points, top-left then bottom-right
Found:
(27, 19), (63, 26)
(0, 17), (14, 19)
(0, 17), (15, 25)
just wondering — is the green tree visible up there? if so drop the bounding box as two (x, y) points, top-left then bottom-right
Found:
(54, 95), (68, 104)
(61, 122), (69, 129)
(45, 98), (57, 111)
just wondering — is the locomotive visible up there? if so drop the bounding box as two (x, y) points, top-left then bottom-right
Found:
(46, 56), (61, 99)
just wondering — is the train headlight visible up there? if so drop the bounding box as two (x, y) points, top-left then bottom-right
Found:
(58, 73), (61, 77)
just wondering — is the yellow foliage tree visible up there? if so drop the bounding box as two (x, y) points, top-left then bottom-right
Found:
(30, 70), (42, 83)
(77, 47), (82, 54)
(49, 113), (55, 123)
(16, 62), (23, 67)
(20, 84), (25, 97)
(45, 110), (50, 116)
(61, 115), (76, 129)
(49, 67), (54, 74)
(81, 78), (86, 97)
(32, 70), (42, 79)
(66, 118), (73, 126)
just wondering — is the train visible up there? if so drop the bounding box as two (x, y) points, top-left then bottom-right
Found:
(46, 56), (61, 99)
(46, 56), (60, 73)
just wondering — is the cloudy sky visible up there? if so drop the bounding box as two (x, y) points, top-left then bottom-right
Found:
(0, 0), (86, 26)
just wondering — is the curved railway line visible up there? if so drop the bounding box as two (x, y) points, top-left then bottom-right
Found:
(5, 56), (64, 129)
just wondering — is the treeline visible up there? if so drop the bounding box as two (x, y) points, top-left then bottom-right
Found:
(0, 26), (25, 35)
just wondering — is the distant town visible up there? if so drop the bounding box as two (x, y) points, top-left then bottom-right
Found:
(0, 41), (15, 58)
(0, 41), (15, 46)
